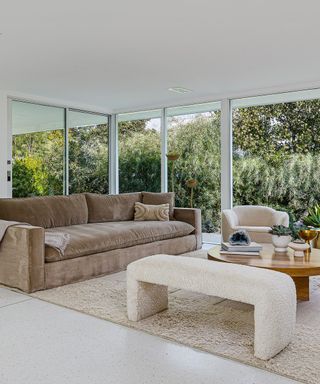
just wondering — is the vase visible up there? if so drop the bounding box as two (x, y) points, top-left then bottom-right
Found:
(272, 235), (292, 252)
(299, 229), (318, 247)
(288, 241), (310, 257)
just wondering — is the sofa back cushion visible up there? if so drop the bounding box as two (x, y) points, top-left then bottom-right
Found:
(85, 192), (142, 223)
(142, 192), (175, 219)
(0, 194), (88, 228)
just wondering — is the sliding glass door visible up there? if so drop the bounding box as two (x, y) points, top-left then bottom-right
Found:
(118, 111), (161, 193)
(68, 110), (109, 194)
(232, 95), (320, 222)
(166, 102), (221, 234)
(12, 101), (65, 197)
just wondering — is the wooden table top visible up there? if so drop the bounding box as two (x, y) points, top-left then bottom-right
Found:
(207, 244), (320, 277)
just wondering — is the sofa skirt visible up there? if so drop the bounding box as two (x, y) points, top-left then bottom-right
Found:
(44, 235), (197, 289)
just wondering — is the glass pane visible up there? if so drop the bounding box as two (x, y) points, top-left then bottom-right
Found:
(118, 116), (161, 193)
(12, 101), (64, 197)
(68, 110), (109, 194)
(232, 99), (320, 222)
(167, 110), (221, 234)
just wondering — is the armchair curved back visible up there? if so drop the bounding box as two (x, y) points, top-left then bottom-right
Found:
(233, 205), (276, 227)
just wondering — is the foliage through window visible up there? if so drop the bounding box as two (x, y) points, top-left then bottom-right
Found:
(68, 111), (109, 194)
(167, 111), (221, 232)
(233, 99), (320, 222)
(12, 101), (64, 197)
(119, 118), (161, 193)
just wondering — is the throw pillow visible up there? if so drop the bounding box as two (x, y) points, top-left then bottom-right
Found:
(134, 202), (170, 221)
(142, 192), (175, 219)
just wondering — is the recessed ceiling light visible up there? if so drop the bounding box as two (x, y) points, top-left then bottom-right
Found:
(168, 87), (193, 94)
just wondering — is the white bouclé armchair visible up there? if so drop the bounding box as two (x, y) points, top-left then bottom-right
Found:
(222, 205), (289, 243)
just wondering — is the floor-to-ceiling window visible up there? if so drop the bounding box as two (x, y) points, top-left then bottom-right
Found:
(167, 102), (221, 234)
(12, 101), (65, 197)
(68, 110), (109, 194)
(232, 92), (320, 222)
(118, 110), (161, 193)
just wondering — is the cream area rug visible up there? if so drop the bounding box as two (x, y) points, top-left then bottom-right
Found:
(32, 250), (320, 384)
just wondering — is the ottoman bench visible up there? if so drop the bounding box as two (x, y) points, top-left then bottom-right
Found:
(127, 254), (296, 360)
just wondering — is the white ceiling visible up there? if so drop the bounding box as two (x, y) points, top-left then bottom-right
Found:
(1, 0), (320, 113)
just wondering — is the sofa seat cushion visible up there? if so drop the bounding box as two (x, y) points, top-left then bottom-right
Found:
(45, 220), (195, 262)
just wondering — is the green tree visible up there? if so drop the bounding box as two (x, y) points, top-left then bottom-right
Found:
(69, 124), (109, 194)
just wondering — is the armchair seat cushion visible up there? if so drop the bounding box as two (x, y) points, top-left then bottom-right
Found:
(234, 225), (271, 233)
(45, 220), (194, 262)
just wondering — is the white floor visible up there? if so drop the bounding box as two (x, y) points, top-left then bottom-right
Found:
(202, 232), (221, 244)
(0, 287), (301, 384)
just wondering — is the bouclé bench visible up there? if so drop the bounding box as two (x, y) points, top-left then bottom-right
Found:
(127, 255), (297, 360)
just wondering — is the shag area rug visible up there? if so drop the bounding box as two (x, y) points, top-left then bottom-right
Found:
(32, 250), (320, 384)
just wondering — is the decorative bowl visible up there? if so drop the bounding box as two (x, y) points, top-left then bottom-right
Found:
(299, 229), (318, 244)
(288, 241), (310, 257)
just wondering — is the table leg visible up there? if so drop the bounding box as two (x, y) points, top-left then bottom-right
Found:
(292, 276), (309, 301)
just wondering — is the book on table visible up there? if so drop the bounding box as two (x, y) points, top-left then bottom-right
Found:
(221, 242), (263, 254)
(219, 250), (261, 256)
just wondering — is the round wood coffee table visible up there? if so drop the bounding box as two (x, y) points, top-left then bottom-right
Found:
(207, 244), (320, 301)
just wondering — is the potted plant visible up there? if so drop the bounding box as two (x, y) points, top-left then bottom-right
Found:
(302, 205), (320, 248)
(269, 225), (292, 252)
(288, 222), (310, 257)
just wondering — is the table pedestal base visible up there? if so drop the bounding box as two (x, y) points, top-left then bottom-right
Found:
(292, 276), (309, 301)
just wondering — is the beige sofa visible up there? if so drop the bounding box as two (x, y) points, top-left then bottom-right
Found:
(0, 192), (201, 293)
(222, 205), (289, 243)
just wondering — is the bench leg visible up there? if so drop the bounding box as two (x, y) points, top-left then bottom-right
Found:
(254, 300), (296, 360)
(127, 278), (168, 321)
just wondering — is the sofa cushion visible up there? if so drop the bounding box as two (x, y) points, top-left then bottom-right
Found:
(142, 192), (175, 219)
(85, 193), (142, 223)
(0, 194), (88, 229)
(45, 220), (195, 262)
(134, 202), (170, 221)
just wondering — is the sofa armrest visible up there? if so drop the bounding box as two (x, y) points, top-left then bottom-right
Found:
(0, 225), (45, 293)
(173, 208), (202, 249)
(273, 211), (290, 227)
(221, 209), (239, 242)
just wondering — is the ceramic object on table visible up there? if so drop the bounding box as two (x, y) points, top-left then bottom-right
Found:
(288, 241), (310, 257)
(272, 235), (292, 252)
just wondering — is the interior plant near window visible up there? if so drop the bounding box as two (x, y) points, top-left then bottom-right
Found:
(269, 225), (292, 252)
(302, 205), (320, 249)
(269, 225), (292, 236)
(303, 205), (320, 227)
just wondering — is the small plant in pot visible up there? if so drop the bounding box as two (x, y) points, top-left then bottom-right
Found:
(302, 205), (320, 248)
(269, 225), (292, 252)
(288, 222), (310, 257)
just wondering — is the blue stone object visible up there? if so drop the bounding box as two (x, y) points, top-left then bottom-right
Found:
(228, 230), (251, 245)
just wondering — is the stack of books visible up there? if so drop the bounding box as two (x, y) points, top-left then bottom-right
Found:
(220, 242), (263, 256)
